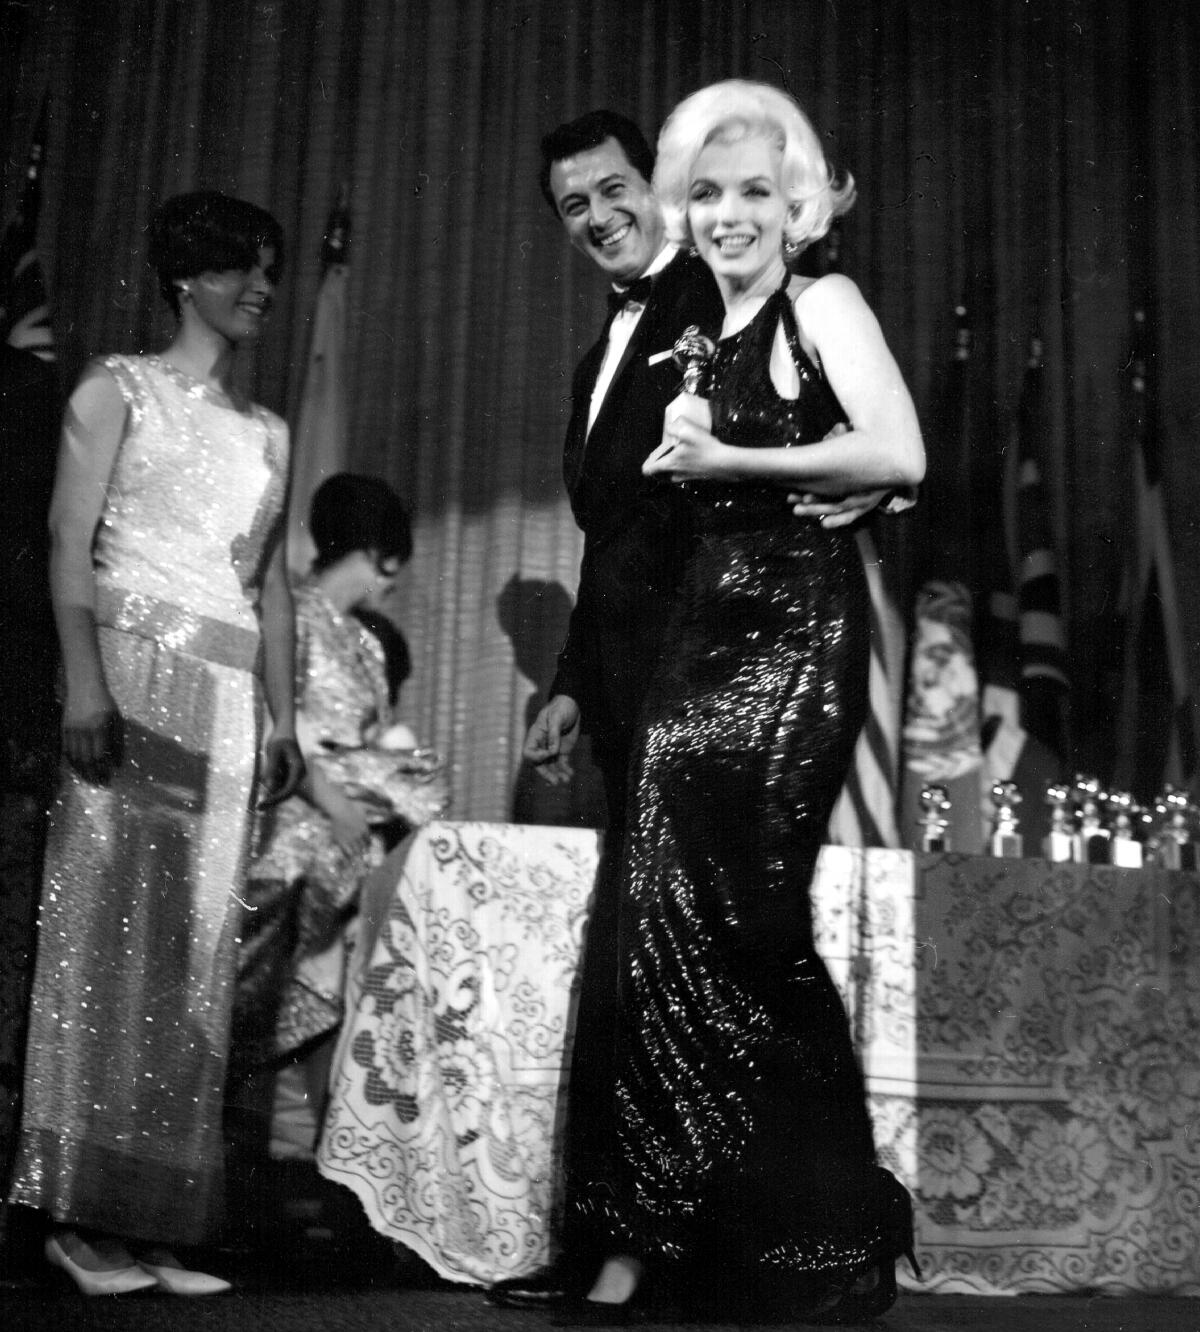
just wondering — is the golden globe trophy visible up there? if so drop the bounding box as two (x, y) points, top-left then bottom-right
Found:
(917, 783), (952, 853)
(988, 780), (1023, 859)
(1043, 783), (1075, 862)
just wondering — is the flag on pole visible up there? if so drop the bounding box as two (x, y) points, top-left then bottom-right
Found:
(828, 527), (904, 848)
(974, 335), (1068, 851)
(817, 220), (906, 849)
(1009, 337), (1068, 758)
(1, 99), (55, 362)
(286, 186), (350, 576)
(899, 306), (985, 853)
(1114, 309), (1198, 802)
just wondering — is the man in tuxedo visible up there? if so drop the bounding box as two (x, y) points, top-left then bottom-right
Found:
(487, 112), (720, 1308)
(493, 110), (892, 1308)
(522, 109), (721, 838)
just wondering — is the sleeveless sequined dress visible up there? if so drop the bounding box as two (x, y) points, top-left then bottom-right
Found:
(233, 579), (442, 1071)
(8, 355), (288, 1245)
(570, 285), (912, 1299)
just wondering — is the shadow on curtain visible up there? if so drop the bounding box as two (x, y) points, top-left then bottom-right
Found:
(3, 0), (1199, 818)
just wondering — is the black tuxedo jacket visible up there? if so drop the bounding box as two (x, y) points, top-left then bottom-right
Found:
(550, 250), (723, 796)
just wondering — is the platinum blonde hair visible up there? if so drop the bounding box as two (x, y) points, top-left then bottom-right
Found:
(653, 80), (856, 253)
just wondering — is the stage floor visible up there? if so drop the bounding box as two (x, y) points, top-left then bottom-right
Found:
(3, 1176), (1194, 1332)
(2, 1283), (1197, 1332)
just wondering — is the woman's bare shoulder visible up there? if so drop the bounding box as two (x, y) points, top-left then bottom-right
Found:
(790, 272), (865, 312)
(68, 358), (129, 420)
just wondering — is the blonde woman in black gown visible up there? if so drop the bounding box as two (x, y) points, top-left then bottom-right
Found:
(566, 81), (925, 1324)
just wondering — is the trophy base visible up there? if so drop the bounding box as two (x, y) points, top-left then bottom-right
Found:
(1074, 832), (1111, 865)
(1111, 838), (1143, 869)
(1159, 842), (1197, 871)
(1043, 832), (1075, 863)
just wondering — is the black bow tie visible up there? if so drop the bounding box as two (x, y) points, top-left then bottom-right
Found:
(607, 275), (654, 315)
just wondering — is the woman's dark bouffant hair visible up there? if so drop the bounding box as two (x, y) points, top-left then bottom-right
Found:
(310, 473), (413, 572)
(147, 191), (284, 317)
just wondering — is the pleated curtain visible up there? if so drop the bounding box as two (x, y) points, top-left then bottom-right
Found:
(4, 0), (1199, 818)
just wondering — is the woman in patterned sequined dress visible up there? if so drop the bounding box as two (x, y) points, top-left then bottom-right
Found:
(568, 82), (925, 1323)
(8, 193), (304, 1296)
(231, 473), (446, 1156)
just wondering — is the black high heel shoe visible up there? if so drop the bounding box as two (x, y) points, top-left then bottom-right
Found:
(814, 1245), (921, 1325)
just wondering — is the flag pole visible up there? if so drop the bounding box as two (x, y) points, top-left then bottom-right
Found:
(899, 302), (985, 854)
(1114, 309), (1198, 800)
(286, 185), (352, 577)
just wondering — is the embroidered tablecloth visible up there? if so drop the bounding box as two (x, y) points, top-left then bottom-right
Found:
(318, 826), (1200, 1294)
(318, 822), (596, 1283)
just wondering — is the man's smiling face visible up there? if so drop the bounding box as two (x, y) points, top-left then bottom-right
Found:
(548, 136), (666, 285)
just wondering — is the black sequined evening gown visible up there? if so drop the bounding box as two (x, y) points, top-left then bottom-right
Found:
(569, 283), (912, 1302)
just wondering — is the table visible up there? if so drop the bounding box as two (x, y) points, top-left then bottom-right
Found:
(317, 823), (1200, 1295)
(318, 822), (595, 1284)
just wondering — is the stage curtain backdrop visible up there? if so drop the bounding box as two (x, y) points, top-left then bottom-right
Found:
(3, 0), (1199, 820)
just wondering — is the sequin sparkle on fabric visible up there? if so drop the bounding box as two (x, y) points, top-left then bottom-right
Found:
(8, 355), (288, 1245)
(570, 284), (913, 1297)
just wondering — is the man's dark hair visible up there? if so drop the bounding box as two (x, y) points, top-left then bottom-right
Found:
(538, 109), (655, 216)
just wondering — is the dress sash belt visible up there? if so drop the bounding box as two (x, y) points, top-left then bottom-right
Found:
(96, 585), (260, 673)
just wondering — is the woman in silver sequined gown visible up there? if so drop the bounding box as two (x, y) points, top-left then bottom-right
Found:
(7, 194), (304, 1296)
(569, 83), (926, 1322)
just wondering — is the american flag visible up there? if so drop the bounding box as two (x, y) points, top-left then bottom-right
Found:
(828, 527), (904, 848)
(1009, 337), (1068, 758)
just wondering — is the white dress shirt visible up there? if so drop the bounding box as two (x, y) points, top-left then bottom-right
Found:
(586, 244), (678, 436)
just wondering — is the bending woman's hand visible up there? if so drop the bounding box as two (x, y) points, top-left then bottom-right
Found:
(62, 678), (123, 785)
(644, 392), (732, 482)
(258, 736), (306, 808)
(322, 786), (373, 857)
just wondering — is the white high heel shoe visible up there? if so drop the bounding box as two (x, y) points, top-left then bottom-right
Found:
(45, 1233), (159, 1296)
(135, 1248), (231, 1296)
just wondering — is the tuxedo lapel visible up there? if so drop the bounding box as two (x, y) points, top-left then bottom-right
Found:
(585, 252), (692, 450)
(563, 330), (609, 493)
(562, 252), (715, 502)
(586, 312), (649, 446)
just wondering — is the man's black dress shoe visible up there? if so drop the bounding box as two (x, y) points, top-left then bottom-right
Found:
(485, 1270), (574, 1308)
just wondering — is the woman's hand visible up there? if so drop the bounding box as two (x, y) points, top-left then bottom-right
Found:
(302, 756), (370, 853)
(325, 790), (373, 857)
(62, 677), (123, 785)
(257, 736), (306, 808)
(643, 392), (732, 482)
